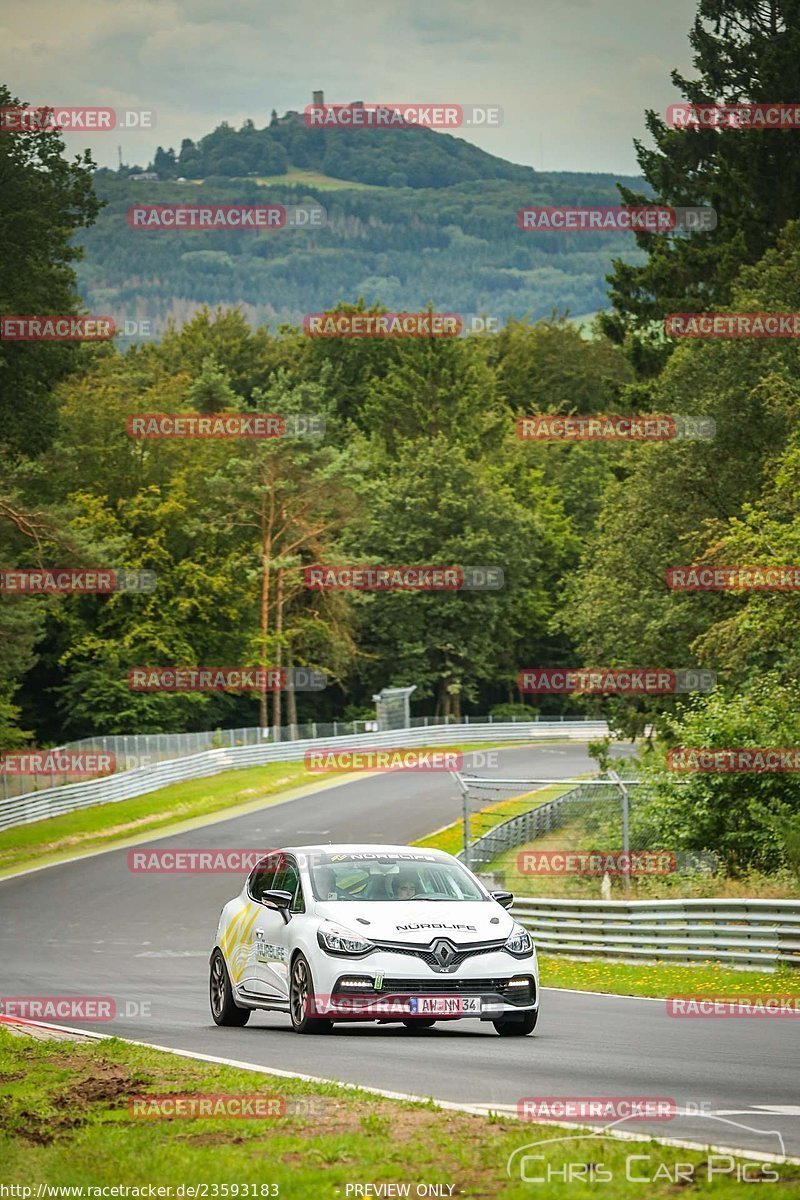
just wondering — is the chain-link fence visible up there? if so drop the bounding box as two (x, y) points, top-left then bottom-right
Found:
(0, 713), (601, 801)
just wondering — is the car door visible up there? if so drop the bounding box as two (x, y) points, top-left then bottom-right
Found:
(250, 857), (303, 1000)
(234, 858), (278, 996)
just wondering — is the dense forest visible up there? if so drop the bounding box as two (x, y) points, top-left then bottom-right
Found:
(3, 0), (800, 872)
(78, 169), (647, 331)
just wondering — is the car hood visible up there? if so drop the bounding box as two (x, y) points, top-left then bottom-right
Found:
(312, 900), (515, 943)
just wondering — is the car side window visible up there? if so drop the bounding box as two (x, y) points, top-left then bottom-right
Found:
(272, 861), (305, 913)
(249, 861), (277, 902)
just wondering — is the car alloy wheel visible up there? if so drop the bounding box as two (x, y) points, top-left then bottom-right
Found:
(289, 953), (332, 1034)
(209, 948), (251, 1027)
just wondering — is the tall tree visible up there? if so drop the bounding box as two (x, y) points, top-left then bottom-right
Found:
(206, 371), (358, 728)
(601, 1), (800, 375)
(563, 220), (800, 734)
(0, 86), (102, 453)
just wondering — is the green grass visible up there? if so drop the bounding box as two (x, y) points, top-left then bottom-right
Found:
(0, 762), (321, 878)
(541, 955), (799, 998)
(413, 781), (800, 997)
(174, 169), (381, 190)
(254, 167), (383, 190)
(1, 1029), (794, 1196)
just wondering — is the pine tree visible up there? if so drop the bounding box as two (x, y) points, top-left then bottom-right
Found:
(602, 0), (800, 375)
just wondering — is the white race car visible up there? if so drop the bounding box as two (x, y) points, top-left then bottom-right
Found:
(210, 844), (539, 1036)
(209, 844), (542, 1032)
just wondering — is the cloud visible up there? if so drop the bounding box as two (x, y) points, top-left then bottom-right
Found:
(0, 0), (698, 172)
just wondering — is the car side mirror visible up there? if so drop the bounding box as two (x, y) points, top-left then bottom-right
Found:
(491, 890), (514, 910)
(262, 889), (294, 923)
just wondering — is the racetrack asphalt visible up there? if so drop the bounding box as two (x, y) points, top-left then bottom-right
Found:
(1, 743), (797, 1161)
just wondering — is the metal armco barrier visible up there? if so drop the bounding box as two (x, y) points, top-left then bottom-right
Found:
(511, 897), (800, 968)
(0, 720), (609, 832)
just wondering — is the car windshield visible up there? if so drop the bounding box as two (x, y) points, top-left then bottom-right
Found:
(308, 852), (487, 902)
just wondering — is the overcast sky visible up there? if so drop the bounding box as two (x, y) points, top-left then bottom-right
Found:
(0, 0), (700, 174)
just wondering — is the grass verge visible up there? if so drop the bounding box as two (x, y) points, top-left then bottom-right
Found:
(0, 1028), (794, 1196)
(0, 762), (318, 878)
(541, 955), (799, 999)
(413, 783), (799, 998)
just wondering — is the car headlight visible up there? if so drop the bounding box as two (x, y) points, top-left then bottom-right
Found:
(317, 922), (375, 957)
(504, 924), (534, 958)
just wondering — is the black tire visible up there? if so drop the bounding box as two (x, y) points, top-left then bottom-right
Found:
(493, 1009), (538, 1037)
(289, 953), (333, 1034)
(210, 948), (251, 1026)
(402, 1018), (437, 1029)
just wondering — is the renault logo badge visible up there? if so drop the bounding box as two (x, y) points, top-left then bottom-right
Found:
(431, 938), (457, 971)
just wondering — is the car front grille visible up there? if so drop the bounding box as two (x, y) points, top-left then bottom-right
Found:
(372, 939), (507, 971)
(370, 976), (536, 1005)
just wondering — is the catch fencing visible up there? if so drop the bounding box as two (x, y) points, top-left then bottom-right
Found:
(455, 775), (799, 969)
(1, 713), (604, 799)
(458, 778), (605, 870)
(0, 719), (608, 832)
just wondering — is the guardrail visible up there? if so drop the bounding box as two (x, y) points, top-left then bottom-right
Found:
(0, 720), (609, 832)
(511, 897), (800, 968)
(1, 713), (604, 799)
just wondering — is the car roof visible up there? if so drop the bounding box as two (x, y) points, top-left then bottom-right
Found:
(279, 843), (452, 859)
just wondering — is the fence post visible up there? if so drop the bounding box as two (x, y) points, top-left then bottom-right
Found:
(608, 770), (631, 896)
(451, 770), (471, 871)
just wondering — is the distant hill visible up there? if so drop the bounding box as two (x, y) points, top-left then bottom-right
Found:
(80, 109), (649, 336)
(139, 101), (539, 190)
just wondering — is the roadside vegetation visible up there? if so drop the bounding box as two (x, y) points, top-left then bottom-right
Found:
(1, 1028), (794, 1197)
(540, 956), (798, 1000)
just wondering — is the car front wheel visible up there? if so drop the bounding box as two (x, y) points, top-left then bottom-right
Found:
(210, 949), (251, 1026)
(289, 953), (332, 1034)
(493, 1009), (538, 1036)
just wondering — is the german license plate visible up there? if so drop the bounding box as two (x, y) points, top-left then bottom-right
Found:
(414, 996), (481, 1015)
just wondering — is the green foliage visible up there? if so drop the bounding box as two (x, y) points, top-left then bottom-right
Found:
(602, 0), (800, 371)
(489, 702), (537, 719)
(0, 86), (103, 454)
(636, 679), (800, 873)
(162, 114), (536, 189)
(77, 171), (647, 332)
(587, 737), (614, 774)
(563, 219), (800, 739)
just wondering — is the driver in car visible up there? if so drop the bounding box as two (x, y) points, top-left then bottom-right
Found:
(316, 866), (340, 900)
(394, 870), (418, 900)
